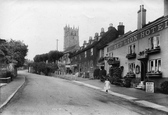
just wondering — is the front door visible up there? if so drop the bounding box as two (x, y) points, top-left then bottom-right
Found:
(140, 61), (147, 81)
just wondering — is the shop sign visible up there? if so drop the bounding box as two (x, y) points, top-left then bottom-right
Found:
(107, 19), (168, 52)
(146, 82), (154, 93)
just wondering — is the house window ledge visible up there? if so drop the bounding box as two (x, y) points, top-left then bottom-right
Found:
(146, 72), (162, 78)
(146, 46), (160, 55)
(126, 53), (136, 59)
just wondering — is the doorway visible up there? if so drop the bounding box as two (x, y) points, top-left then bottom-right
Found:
(140, 60), (147, 81)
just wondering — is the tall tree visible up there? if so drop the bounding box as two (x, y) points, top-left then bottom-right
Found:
(4, 39), (28, 67)
(0, 39), (6, 62)
(48, 50), (63, 63)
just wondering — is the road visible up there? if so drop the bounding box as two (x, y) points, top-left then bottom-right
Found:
(1, 71), (167, 115)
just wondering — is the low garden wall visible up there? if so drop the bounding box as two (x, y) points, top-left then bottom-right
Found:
(0, 77), (11, 83)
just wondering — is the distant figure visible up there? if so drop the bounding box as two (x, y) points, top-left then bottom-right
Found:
(99, 66), (107, 82)
(104, 78), (111, 92)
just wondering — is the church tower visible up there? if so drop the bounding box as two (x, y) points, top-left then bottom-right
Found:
(64, 25), (79, 51)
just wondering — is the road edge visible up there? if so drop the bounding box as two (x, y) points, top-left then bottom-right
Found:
(0, 76), (26, 112)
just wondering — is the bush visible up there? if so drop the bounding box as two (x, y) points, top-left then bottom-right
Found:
(93, 69), (100, 79)
(160, 81), (168, 94)
(0, 72), (7, 78)
(123, 77), (132, 87)
(109, 77), (123, 86)
(31, 62), (58, 76)
(6, 71), (14, 81)
(0, 71), (14, 81)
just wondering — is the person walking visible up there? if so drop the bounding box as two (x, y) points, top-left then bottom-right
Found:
(104, 78), (111, 93)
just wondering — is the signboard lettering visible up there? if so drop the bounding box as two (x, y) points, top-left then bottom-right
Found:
(107, 19), (168, 52)
(146, 82), (154, 93)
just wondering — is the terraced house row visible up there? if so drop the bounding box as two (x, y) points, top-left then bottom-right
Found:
(58, 1), (168, 89)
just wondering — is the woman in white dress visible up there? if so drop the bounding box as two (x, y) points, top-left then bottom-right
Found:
(104, 78), (110, 92)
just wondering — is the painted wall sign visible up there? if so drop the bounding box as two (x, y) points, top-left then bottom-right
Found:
(107, 19), (168, 52)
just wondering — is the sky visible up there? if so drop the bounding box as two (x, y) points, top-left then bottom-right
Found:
(0, 0), (163, 60)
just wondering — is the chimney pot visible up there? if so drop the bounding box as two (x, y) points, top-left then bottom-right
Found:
(108, 23), (114, 31)
(109, 23), (113, 27)
(137, 5), (146, 29)
(100, 28), (105, 36)
(101, 28), (104, 32)
(118, 22), (125, 35)
(119, 22), (123, 25)
(164, 0), (168, 16)
(89, 36), (92, 40)
(94, 33), (99, 41)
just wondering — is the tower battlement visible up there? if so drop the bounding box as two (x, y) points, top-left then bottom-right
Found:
(64, 25), (79, 51)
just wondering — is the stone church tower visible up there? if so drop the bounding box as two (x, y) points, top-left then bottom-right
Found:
(64, 25), (79, 51)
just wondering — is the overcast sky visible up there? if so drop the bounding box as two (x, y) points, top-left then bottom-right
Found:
(0, 0), (163, 60)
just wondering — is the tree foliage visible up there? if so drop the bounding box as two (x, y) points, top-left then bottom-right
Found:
(0, 39), (7, 59)
(30, 62), (58, 76)
(0, 39), (28, 67)
(48, 50), (63, 63)
(32, 50), (63, 75)
(34, 50), (63, 63)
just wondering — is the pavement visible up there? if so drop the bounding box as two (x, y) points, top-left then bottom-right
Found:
(0, 71), (26, 111)
(54, 74), (168, 113)
(0, 72), (168, 113)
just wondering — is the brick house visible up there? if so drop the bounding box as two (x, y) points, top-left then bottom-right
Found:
(70, 24), (122, 78)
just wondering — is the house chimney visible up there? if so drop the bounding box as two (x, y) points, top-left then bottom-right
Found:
(89, 36), (92, 44)
(118, 22), (124, 35)
(83, 40), (87, 47)
(100, 28), (105, 36)
(94, 33), (99, 41)
(164, 0), (168, 16)
(108, 23), (113, 31)
(137, 5), (146, 29)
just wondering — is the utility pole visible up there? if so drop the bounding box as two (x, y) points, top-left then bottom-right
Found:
(56, 39), (58, 51)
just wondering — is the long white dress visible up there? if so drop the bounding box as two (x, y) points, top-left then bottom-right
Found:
(104, 80), (111, 91)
